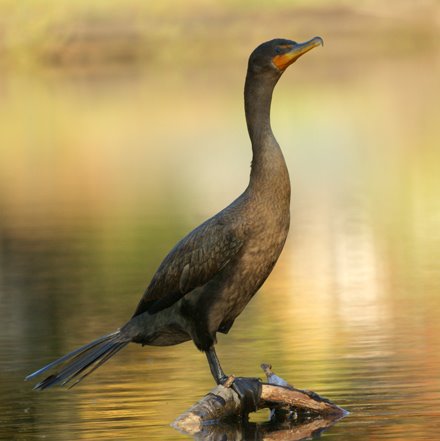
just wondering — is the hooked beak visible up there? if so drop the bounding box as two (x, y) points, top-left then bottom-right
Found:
(272, 36), (323, 72)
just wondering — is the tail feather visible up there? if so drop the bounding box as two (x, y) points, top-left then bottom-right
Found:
(25, 331), (129, 390)
(25, 331), (120, 381)
(66, 342), (126, 389)
(41, 341), (116, 388)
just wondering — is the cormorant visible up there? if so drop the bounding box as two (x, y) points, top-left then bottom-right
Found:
(26, 37), (323, 414)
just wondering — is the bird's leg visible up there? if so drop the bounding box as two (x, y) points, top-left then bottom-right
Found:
(205, 347), (262, 418)
(206, 347), (228, 384)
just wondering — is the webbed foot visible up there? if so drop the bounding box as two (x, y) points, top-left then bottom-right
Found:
(230, 376), (262, 417)
(205, 347), (262, 417)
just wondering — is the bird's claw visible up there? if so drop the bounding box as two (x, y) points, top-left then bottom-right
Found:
(230, 376), (262, 417)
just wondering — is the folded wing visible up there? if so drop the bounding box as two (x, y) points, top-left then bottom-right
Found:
(133, 217), (244, 316)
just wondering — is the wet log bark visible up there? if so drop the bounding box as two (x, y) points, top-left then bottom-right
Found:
(173, 363), (347, 436)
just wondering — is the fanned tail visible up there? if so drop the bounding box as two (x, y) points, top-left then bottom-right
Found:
(25, 330), (129, 390)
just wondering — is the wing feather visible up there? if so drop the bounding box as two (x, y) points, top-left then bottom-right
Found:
(132, 217), (244, 317)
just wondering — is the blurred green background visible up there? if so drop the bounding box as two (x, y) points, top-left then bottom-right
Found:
(0, 1), (439, 440)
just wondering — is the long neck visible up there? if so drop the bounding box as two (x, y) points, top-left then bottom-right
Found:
(244, 70), (290, 194)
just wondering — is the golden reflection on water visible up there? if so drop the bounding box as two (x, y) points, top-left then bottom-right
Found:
(1, 2), (440, 440)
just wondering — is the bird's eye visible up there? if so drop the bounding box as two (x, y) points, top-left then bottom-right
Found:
(275, 47), (282, 54)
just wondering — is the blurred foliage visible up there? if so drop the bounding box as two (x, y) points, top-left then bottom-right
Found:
(0, 0), (438, 69)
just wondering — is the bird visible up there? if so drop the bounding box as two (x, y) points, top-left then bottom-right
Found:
(26, 36), (323, 413)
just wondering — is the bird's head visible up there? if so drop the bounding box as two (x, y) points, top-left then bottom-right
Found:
(248, 37), (323, 76)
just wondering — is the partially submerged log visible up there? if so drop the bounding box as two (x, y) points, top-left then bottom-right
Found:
(173, 363), (347, 436)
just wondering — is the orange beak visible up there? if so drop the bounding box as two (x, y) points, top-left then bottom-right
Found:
(272, 36), (323, 72)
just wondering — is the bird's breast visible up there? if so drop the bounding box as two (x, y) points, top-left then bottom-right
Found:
(210, 196), (290, 323)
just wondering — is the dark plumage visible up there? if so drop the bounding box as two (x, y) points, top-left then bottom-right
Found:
(26, 37), (323, 392)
